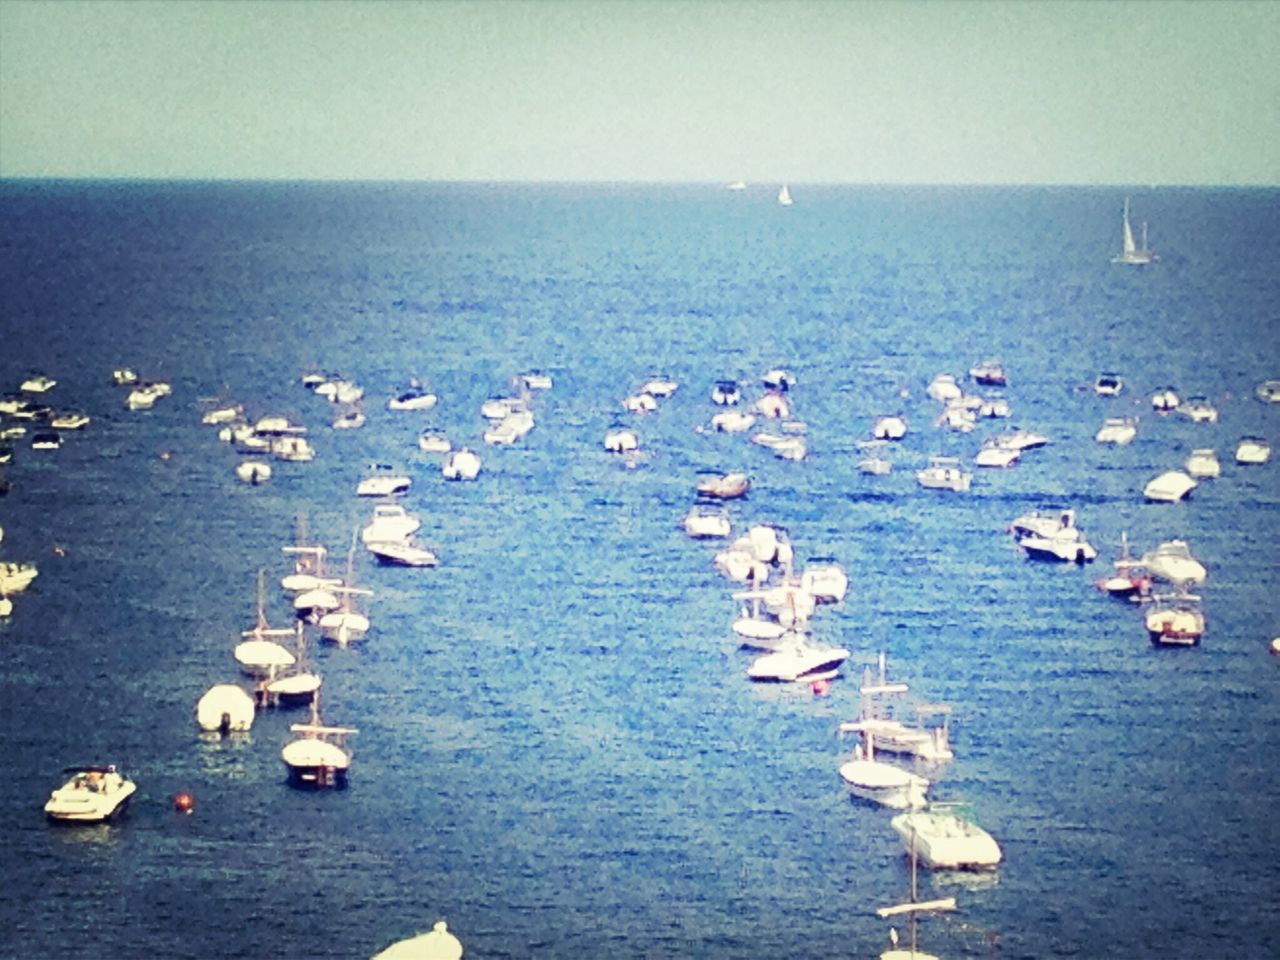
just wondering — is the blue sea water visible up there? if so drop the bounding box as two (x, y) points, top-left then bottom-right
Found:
(0, 181), (1278, 959)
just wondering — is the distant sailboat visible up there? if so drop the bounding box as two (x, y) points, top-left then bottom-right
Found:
(1112, 197), (1156, 265)
(727, 180), (747, 191)
(778, 184), (793, 206)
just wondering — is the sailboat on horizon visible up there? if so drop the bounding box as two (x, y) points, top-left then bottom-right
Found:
(777, 184), (793, 207)
(1112, 197), (1156, 265)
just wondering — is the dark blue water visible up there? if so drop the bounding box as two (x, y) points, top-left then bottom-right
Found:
(1, 182), (1278, 959)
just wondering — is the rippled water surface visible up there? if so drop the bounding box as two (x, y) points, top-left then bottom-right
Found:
(1, 182), (1278, 959)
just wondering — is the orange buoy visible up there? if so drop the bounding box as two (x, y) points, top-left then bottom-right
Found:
(174, 792), (195, 813)
(811, 678), (831, 696)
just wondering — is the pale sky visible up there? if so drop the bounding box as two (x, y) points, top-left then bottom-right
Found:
(1, 0), (1277, 184)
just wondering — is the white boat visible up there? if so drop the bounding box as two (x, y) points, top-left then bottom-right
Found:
(622, 392), (658, 414)
(366, 539), (439, 567)
(640, 377), (678, 397)
(747, 634), (850, 683)
(0, 596), (12, 618)
(891, 805), (1002, 870)
(858, 454), (892, 475)
(319, 541), (372, 645)
(356, 466), (412, 497)
(1019, 529), (1098, 564)
(973, 442), (1020, 469)
(254, 414), (307, 435)
(43, 766), (136, 822)
(234, 637), (297, 677)
(0, 560), (38, 594)
(265, 623), (323, 704)
(50, 412), (91, 430)
(31, 431), (61, 451)
(1140, 540), (1207, 585)
(1146, 593), (1205, 646)
(1236, 436), (1272, 464)
(126, 384), (161, 409)
(732, 578), (789, 647)
(281, 542), (338, 595)
(726, 180), (747, 191)
(978, 396), (1011, 418)
(417, 431), (452, 454)
(777, 184), (793, 206)
(839, 732), (929, 809)
(519, 372), (553, 391)
(925, 374), (961, 403)
(201, 403), (243, 425)
(112, 368), (138, 385)
(696, 471), (750, 500)
(711, 410), (756, 433)
(753, 392), (790, 419)
(1256, 379), (1280, 403)
(1095, 416), (1138, 445)
(968, 360), (1006, 386)
(372, 921), (464, 960)
(603, 428), (639, 453)
(1185, 448), (1221, 479)
(1143, 469), (1197, 502)
(281, 696), (356, 788)
(1095, 372), (1124, 396)
(442, 448), (482, 480)
(800, 561), (849, 604)
(235, 460), (272, 485)
(938, 402), (977, 433)
(710, 381), (741, 405)
(1009, 508), (1079, 540)
(1111, 197), (1156, 265)
(361, 502), (422, 545)
(196, 684), (256, 734)
(388, 380), (438, 411)
(21, 374), (56, 393)
(873, 414), (907, 441)
(1151, 387), (1180, 412)
(332, 406), (366, 430)
(480, 396), (527, 420)
(1178, 396), (1218, 423)
(271, 435), (316, 462)
(916, 456), (970, 492)
(483, 409), (535, 445)
(838, 656), (953, 763)
(988, 429), (1049, 451)
(761, 368), (797, 391)
(682, 505), (731, 539)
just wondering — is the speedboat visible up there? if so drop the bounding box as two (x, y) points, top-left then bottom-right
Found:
(361, 502), (421, 544)
(196, 684), (256, 734)
(332, 407), (366, 430)
(254, 415), (307, 435)
(1151, 387), (1180, 412)
(270, 436), (315, 462)
(50, 412), (91, 430)
(711, 410), (756, 433)
(1019, 529), (1098, 563)
(417, 431), (452, 454)
(126, 385), (160, 409)
(480, 396), (526, 420)
(201, 403), (243, 425)
(1143, 469), (1197, 502)
(761, 368), (797, 391)
(925, 373), (961, 403)
(442, 448), (482, 480)
(603, 428), (639, 453)
(916, 456), (970, 492)
(858, 454), (892, 475)
(282, 697), (356, 788)
(973, 441), (1019, 468)
(1185, 448), (1221, 479)
(1094, 372), (1124, 396)
(30, 431), (61, 451)
(371, 921), (464, 960)
(622, 392), (658, 414)
(714, 548), (770, 584)
(696, 471), (750, 500)
(640, 377), (678, 397)
(1236, 436), (1272, 464)
(978, 396), (1011, 418)
(988, 429), (1049, 451)
(1256, 379), (1280, 403)
(968, 359), (1007, 386)
(1009, 508), (1079, 540)
(44, 766), (136, 822)
(1146, 593), (1205, 646)
(356, 467), (412, 497)
(839, 733), (929, 809)
(890, 805), (1002, 870)
(800, 561), (849, 603)
(0, 561), (38, 594)
(682, 505), (731, 539)
(235, 460), (272, 485)
(366, 539), (439, 567)
(938, 402), (976, 433)
(1140, 540), (1207, 585)
(711, 380), (741, 405)
(872, 414), (907, 441)
(388, 380), (438, 411)
(21, 374), (56, 393)
(1095, 416), (1138, 445)
(747, 634), (850, 682)
(112, 368), (139, 385)
(769, 436), (807, 461)
(520, 372), (553, 391)
(1178, 396), (1218, 423)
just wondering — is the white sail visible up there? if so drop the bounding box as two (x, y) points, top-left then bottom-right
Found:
(1113, 197), (1155, 265)
(1122, 199), (1138, 255)
(778, 184), (793, 206)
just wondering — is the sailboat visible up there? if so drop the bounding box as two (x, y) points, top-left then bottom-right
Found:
(1112, 197), (1156, 265)
(777, 184), (793, 207)
(876, 825), (958, 960)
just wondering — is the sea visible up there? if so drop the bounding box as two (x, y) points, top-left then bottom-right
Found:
(0, 181), (1278, 960)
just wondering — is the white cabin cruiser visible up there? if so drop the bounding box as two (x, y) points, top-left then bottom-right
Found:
(361, 503), (421, 545)
(388, 381), (438, 411)
(483, 409), (535, 445)
(747, 634), (850, 683)
(711, 410), (756, 433)
(1143, 469), (1197, 502)
(356, 467), (412, 497)
(1150, 387), (1180, 412)
(603, 428), (639, 453)
(1019, 529), (1098, 563)
(873, 414), (908, 441)
(21, 374), (56, 393)
(973, 442), (1019, 469)
(271, 435), (315, 462)
(1009, 509), (1079, 540)
(761, 368), (797, 391)
(988, 429), (1049, 451)
(44, 766), (136, 822)
(442, 448), (482, 480)
(968, 360), (1007, 387)
(1094, 372), (1124, 396)
(925, 374), (961, 403)
(417, 431), (452, 454)
(1095, 416), (1138, 445)
(622, 392), (658, 414)
(916, 456), (970, 492)
(640, 377), (678, 397)
(366, 539), (439, 567)
(891, 805), (1002, 870)
(1185, 448), (1221, 479)
(858, 453), (892, 475)
(1235, 436), (1272, 464)
(1140, 540), (1207, 585)
(753, 392), (790, 420)
(710, 380), (741, 405)
(839, 733), (929, 809)
(50, 411), (91, 430)
(201, 403), (243, 425)
(519, 372), (553, 391)
(235, 460), (272, 485)
(682, 505), (731, 539)
(800, 561), (849, 603)
(696, 471), (750, 500)
(332, 406), (366, 430)
(1256, 379), (1280, 403)
(196, 684), (256, 734)
(1178, 396), (1219, 423)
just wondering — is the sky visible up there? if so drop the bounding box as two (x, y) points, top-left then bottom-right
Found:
(0, 0), (1277, 184)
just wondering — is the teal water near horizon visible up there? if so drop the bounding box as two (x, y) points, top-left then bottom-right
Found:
(1, 181), (1278, 958)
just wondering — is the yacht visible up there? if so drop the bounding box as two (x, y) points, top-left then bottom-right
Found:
(968, 360), (1007, 387)
(281, 696), (356, 788)
(196, 684), (256, 734)
(858, 453), (892, 475)
(371, 921), (464, 960)
(30, 431), (61, 451)
(50, 412), (91, 430)
(356, 466), (412, 497)
(201, 403), (243, 425)
(442, 448), (482, 480)
(0, 560), (38, 594)
(769, 435), (807, 461)
(1235, 436), (1272, 464)
(1140, 540), (1207, 585)
(696, 471), (750, 500)
(1146, 593), (1205, 646)
(361, 502), (421, 545)
(519, 372), (553, 391)
(872, 414), (907, 441)
(1019, 528), (1098, 563)
(1150, 387), (1180, 412)
(1094, 372), (1124, 396)
(1178, 396), (1219, 423)
(271, 435), (316, 462)
(1185, 448), (1221, 479)
(839, 732), (929, 809)
(483, 409), (535, 445)
(332, 406), (366, 430)
(20, 374), (56, 393)
(1111, 197), (1157, 265)
(1095, 416), (1138, 445)
(480, 396), (527, 420)
(747, 634), (850, 683)
(891, 805), (1002, 870)
(1009, 508), (1079, 540)
(387, 380), (438, 411)
(682, 505), (731, 539)
(916, 456), (970, 492)
(973, 441), (1020, 468)
(1143, 469), (1197, 502)
(799, 561), (849, 604)
(366, 539), (439, 567)
(43, 766), (136, 822)
(254, 415), (307, 436)
(603, 428), (639, 453)
(987, 429), (1049, 451)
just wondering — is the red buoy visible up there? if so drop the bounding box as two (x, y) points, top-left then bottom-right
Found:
(174, 792), (195, 813)
(811, 679), (831, 696)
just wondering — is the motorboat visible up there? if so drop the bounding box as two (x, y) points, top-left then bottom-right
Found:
(1150, 387), (1180, 412)
(1140, 540), (1207, 585)
(696, 471), (750, 500)
(112, 368), (139, 385)
(417, 431), (452, 454)
(21, 374), (56, 393)
(50, 412), (91, 430)
(682, 505), (731, 539)
(0, 596), (11, 618)
(988, 429), (1049, 451)
(271, 436), (316, 462)
(1185, 448), (1221, 479)
(0, 561), (38, 594)
(235, 460), (272, 485)
(1256, 379), (1280, 403)
(769, 436), (807, 461)
(968, 359), (1007, 387)
(442, 448), (482, 480)
(30, 431), (61, 451)
(332, 406), (366, 430)
(858, 454), (892, 475)
(196, 684), (256, 734)
(753, 392), (790, 419)
(640, 377), (678, 397)
(1094, 372), (1124, 396)
(714, 547), (770, 584)
(1111, 197), (1157, 265)
(483, 409), (535, 445)
(711, 410), (756, 433)
(710, 380), (741, 405)
(281, 696), (356, 788)
(872, 414), (907, 441)
(622, 392), (658, 414)
(366, 539), (439, 567)
(388, 380), (438, 411)
(1143, 469), (1197, 502)
(747, 634), (850, 683)
(839, 732), (929, 809)
(43, 766), (136, 822)
(925, 374), (961, 403)
(1019, 529), (1098, 563)
(978, 396), (1011, 418)
(916, 456), (970, 492)
(1095, 416), (1138, 445)
(838, 656), (953, 763)
(938, 403), (976, 433)
(480, 396), (527, 420)
(800, 561), (849, 603)
(1146, 593), (1205, 646)
(254, 415), (307, 436)
(973, 442), (1019, 469)
(126, 385), (160, 410)
(891, 805), (1002, 870)
(361, 502), (422, 545)
(603, 428), (639, 453)
(201, 403), (243, 425)
(761, 368), (797, 391)
(519, 372), (553, 391)
(356, 466), (412, 497)
(1236, 436), (1272, 464)
(372, 921), (463, 960)
(1178, 396), (1219, 423)
(1009, 508), (1079, 540)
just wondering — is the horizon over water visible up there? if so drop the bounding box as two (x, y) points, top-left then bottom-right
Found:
(1, 181), (1278, 959)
